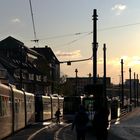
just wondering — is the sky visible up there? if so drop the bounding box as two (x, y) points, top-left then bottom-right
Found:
(1, 0), (140, 84)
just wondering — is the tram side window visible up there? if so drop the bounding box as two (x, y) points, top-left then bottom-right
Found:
(15, 99), (20, 113)
(0, 96), (9, 117)
(0, 96), (2, 116)
(26, 99), (32, 112)
(43, 100), (51, 111)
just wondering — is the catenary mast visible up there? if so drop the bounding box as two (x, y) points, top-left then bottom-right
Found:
(92, 9), (98, 84)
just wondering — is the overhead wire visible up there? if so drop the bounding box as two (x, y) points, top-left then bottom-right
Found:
(55, 22), (140, 47)
(39, 32), (90, 40)
(60, 56), (92, 64)
(99, 22), (140, 31)
(59, 32), (92, 47)
(39, 22), (140, 40)
(23, 21), (140, 46)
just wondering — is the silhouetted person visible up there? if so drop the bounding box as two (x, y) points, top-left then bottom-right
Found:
(55, 108), (61, 123)
(71, 105), (89, 140)
(94, 102), (109, 140)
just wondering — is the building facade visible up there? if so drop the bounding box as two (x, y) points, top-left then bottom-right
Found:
(0, 36), (60, 95)
(66, 77), (111, 96)
(32, 46), (60, 94)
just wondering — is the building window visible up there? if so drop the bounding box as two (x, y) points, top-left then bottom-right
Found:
(29, 74), (34, 80)
(43, 76), (47, 82)
(36, 75), (41, 81)
(14, 70), (20, 79)
(22, 73), (26, 79)
(0, 69), (7, 78)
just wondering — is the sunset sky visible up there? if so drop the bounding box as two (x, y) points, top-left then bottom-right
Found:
(1, 0), (140, 84)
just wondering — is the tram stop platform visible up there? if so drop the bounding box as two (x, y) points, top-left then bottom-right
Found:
(4, 107), (140, 140)
(4, 122), (124, 140)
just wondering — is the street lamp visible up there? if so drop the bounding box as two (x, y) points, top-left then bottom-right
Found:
(92, 9), (98, 84)
(129, 68), (132, 105)
(121, 59), (124, 107)
(75, 68), (78, 96)
(136, 74), (139, 106)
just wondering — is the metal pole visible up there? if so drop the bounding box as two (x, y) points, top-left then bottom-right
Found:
(129, 68), (132, 105)
(75, 68), (78, 96)
(121, 59), (124, 107)
(92, 9), (98, 84)
(103, 44), (106, 99)
(137, 74), (139, 106)
(134, 72), (136, 107)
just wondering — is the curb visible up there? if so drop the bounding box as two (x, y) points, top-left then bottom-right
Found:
(54, 123), (71, 140)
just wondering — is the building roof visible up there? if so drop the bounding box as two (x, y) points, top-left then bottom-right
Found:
(0, 36), (44, 75)
(0, 36), (41, 57)
(32, 46), (60, 64)
(0, 36), (24, 48)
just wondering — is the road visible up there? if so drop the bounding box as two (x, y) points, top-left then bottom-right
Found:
(5, 107), (140, 140)
(110, 107), (140, 140)
(6, 122), (124, 140)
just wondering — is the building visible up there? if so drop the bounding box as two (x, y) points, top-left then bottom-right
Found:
(31, 46), (60, 94)
(65, 77), (111, 96)
(125, 79), (139, 87)
(0, 36), (60, 95)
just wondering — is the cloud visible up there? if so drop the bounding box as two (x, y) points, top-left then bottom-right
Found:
(120, 55), (128, 60)
(56, 50), (82, 59)
(11, 18), (21, 23)
(107, 55), (140, 67)
(107, 58), (120, 66)
(128, 56), (140, 66)
(112, 4), (127, 15)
